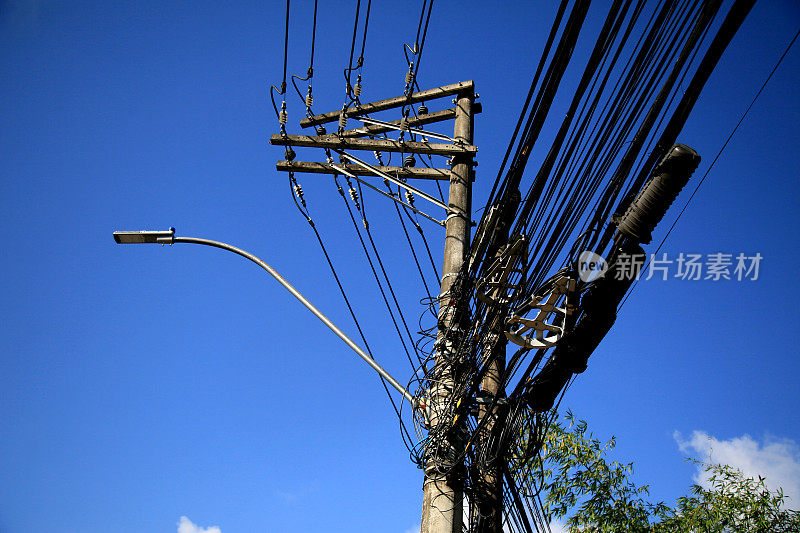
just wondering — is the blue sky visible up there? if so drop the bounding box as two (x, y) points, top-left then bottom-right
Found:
(1, 1), (799, 532)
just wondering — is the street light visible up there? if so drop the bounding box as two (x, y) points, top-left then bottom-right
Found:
(113, 228), (416, 406)
(113, 228), (175, 244)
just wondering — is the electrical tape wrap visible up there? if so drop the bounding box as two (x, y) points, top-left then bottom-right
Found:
(616, 143), (701, 244)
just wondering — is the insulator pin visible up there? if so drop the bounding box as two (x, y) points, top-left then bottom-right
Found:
(405, 69), (414, 85)
(339, 111), (347, 129)
(293, 184), (303, 198)
(305, 90), (313, 108)
(404, 155), (416, 168)
(353, 76), (362, 98)
(616, 143), (701, 244)
(284, 147), (296, 161)
(349, 188), (358, 203)
(418, 104), (428, 115)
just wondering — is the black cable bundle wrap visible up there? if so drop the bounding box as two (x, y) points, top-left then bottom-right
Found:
(523, 241), (642, 412)
(616, 143), (701, 244)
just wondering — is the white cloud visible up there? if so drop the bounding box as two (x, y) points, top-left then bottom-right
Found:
(675, 430), (800, 508)
(177, 516), (221, 533)
(403, 524), (420, 533)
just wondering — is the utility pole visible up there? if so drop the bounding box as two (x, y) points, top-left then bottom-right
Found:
(420, 87), (474, 533)
(270, 81), (479, 533)
(471, 196), (521, 533)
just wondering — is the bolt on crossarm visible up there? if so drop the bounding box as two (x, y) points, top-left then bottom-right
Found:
(112, 228), (415, 406)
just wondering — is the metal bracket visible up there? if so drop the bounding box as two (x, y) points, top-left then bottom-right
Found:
(475, 235), (527, 307)
(505, 276), (576, 349)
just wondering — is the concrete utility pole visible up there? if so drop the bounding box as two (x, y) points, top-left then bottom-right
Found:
(270, 80), (478, 533)
(472, 201), (520, 533)
(421, 87), (474, 533)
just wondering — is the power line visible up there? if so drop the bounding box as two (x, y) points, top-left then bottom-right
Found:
(618, 24), (800, 311)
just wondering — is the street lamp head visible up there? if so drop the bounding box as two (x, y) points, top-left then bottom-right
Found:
(113, 228), (175, 244)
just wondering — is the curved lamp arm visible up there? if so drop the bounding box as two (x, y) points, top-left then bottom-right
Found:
(113, 228), (416, 407)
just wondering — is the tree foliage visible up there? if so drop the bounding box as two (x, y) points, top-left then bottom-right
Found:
(533, 412), (800, 532)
